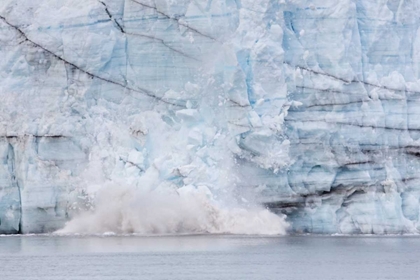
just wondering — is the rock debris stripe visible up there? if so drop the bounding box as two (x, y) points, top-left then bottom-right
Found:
(4, 13), (417, 107)
(98, 1), (125, 33)
(130, 0), (216, 41)
(284, 62), (420, 95)
(1, 135), (66, 138)
(305, 99), (409, 109)
(119, 157), (144, 172)
(99, 0), (199, 61)
(0, 15), (184, 108)
(125, 31), (199, 60)
(286, 118), (420, 132)
(296, 85), (420, 101)
(263, 185), (379, 210)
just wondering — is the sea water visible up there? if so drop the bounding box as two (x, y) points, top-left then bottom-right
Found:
(1, 235), (419, 280)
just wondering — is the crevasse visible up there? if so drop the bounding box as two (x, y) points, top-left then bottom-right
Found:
(0, 0), (419, 234)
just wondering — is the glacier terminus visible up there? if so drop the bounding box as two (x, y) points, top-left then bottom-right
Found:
(0, 0), (420, 235)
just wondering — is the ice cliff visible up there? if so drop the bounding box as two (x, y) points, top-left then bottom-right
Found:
(0, 0), (419, 234)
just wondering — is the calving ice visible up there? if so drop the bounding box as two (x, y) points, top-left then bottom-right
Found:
(0, 0), (419, 235)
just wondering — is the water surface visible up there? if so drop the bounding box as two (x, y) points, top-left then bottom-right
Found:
(1, 235), (419, 279)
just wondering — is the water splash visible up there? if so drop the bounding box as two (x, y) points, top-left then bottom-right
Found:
(57, 184), (288, 235)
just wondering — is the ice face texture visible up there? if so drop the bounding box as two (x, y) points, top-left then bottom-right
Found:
(0, 0), (419, 234)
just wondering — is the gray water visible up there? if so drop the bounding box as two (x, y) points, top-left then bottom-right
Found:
(1, 235), (419, 280)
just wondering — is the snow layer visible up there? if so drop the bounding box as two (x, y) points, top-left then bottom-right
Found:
(0, 0), (419, 234)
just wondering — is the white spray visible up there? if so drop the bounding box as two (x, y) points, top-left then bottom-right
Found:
(56, 67), (290, 235)
(57, 184), (288, 235)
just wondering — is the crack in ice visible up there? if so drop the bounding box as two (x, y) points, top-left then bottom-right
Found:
(99, 0), (199, 61)
(0, 14), (184, 107)
(286, 62), (420, 94)
(130, 0), (216, 41)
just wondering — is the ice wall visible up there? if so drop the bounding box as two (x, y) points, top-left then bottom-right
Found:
(0, 0), (419, 234)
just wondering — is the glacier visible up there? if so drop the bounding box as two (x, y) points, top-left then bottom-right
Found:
(0, 0), (419, 234)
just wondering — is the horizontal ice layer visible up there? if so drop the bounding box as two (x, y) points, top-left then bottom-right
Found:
(0, 0), (419, 234)
(259, 0), (420, 234)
